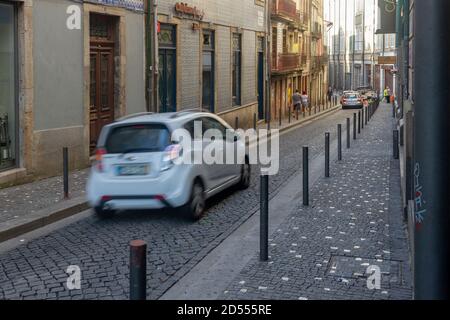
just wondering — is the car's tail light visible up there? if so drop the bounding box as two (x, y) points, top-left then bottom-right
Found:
(161, 144), (183, 172)
(95, 148), (107, 172)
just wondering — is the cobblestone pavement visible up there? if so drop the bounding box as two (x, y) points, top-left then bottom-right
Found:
(0, 169), (89, 224)
(0, 108), (357, 300)
(221, 104), (413, 300)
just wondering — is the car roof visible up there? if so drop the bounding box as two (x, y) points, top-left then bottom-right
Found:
(116, 110), (217, 126)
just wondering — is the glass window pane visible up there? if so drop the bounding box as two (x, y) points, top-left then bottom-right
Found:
(0, 3), (16, 170)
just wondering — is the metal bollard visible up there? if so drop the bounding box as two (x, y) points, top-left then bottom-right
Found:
(392, 104), (395, 118)
(393, 130), (399, 160)
(288, 107), (291, 124)
(353, 113), (357, 140)
(325, 132), (330, 178)
(235, 117), (239, 130)
(346, 118), (351, 149)
(303, 146), (309, 206)
(338, 124), (342, 161)
(358, 111), (361, 134)
(63, 147), (69, 199)
(130, 240), (147, 300)
(314, 106), (317, 114)
(366, 107), (368, 124)
(308, 107), (311, 117)
(260, 174), (269, 261)
(253, 113), (257, 130)
(279, 108), (282, 127)
(361, 108), (364, 129)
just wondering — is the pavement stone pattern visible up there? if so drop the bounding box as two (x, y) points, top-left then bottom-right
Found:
(0, 170), (89, 225)
(221, 104), (413, 300)
(0, 108), (364, 300)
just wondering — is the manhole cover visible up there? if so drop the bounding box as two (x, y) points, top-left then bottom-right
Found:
(327, 255), (402, 284)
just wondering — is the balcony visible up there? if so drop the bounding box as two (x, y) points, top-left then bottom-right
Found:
(299, 11), (309, 30)
(272, 53), (301, 73)
(311, 22), (322, 38)
(310, 55), (328, 71)
(272, 0), (300, 24)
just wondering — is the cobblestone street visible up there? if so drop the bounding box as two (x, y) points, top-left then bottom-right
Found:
(222, 104), (412, 300)
(0, 105), (407, 299)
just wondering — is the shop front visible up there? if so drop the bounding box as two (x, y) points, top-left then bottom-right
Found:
(0, 1), (17, 172)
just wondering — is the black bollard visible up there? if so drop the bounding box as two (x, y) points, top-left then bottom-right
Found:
(325, 132), (330, 178)
(235, 116), (239, 130)
(63, 147), (69, 199)
(260, 174), (269, 261)
(303, 146), (309, 206)
(353, 113), (357, 140)
(361, 108), (364, 129)
(288, 107), (291, 124)
(279, 108), (282, 127)
(346, 118), (351, 149)
(358, 111), (361, 134)
(253, 113), (257, 130)
(393, 130), (399, 160)
(130, 240), (147, 300)
(338, 124), (342, 161)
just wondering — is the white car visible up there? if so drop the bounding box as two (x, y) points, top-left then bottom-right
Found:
(86, 110), (250, 220)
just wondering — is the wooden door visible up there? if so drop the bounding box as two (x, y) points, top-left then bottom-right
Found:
(89, 14), (115, 152)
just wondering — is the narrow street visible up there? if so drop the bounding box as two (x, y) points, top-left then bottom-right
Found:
(0, 105), (411, 300)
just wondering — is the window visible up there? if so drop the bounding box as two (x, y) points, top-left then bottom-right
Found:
(105, 124), (171, 154)
(0, 3), (17, 171)
(232, 33), (242, 106)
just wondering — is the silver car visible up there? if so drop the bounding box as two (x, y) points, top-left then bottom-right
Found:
(341, 92), (363, 109)
(86, 111), (251, 220)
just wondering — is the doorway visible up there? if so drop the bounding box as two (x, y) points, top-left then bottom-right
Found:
(257, 37), (264, 120)
(89, 14), (116, 153)
(158, 24), (177, 113)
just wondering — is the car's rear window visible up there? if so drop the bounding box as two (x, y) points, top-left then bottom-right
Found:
(105, 124), (171, 154)
(345, 94), (358, 99)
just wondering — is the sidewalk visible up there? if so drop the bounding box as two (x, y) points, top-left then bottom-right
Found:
(0, 103), (341, 243)
(218, 103), (412, 300)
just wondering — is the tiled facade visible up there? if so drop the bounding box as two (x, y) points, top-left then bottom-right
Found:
(155, 0), (267, 128)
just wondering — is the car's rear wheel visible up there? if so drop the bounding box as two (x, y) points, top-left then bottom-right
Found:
(183, 180), (206, 221)
(94, 206), (114, 219)
(238, 161), (251, 190)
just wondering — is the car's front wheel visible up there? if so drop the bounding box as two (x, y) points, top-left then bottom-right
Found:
(183, 180), (206, 221)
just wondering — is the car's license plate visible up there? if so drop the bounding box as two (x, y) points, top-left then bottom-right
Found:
(116, 164), (149, 176)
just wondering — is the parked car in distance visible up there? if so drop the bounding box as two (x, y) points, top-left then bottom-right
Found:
(341, 92), (363, 109)
(86, 110), (251, 221)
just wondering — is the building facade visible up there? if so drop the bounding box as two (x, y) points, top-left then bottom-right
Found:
(153, 0), (268, 128)
(270, 0), (328, 121)
(0, 0), (146, 186)
(325, 0), (396, 94)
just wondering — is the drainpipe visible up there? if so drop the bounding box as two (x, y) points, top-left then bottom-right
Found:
(413, 0), (450, 300)
(146, 0), (153, 112)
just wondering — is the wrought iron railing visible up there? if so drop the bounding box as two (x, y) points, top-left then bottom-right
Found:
(0, 114), (12, 167)
(84, 0), (144, 12)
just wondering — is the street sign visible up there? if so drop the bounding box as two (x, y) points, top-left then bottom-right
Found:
(378, 56), (397, 65)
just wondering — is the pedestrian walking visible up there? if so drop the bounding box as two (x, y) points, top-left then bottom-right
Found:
(293, 90), (302, 113)
(384, 87), (391, 103)
(327, 86), (333, 102)
(301, 91), (309, 113)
